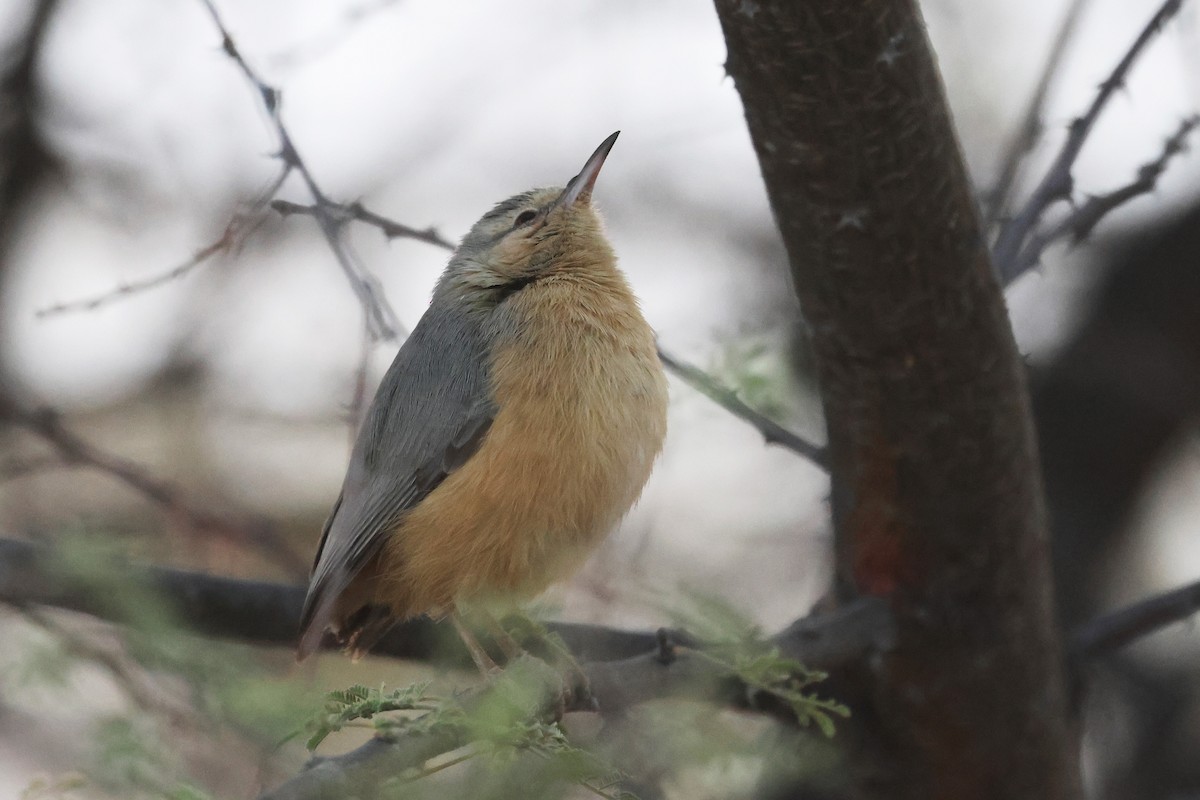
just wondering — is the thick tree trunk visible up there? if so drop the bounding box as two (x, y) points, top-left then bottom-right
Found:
(712, 2), (1081, 798)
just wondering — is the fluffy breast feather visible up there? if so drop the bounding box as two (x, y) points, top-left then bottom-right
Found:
(378, 268), (668, 616)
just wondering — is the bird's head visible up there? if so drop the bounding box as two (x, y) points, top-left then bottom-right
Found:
(442, 132), (620, 301)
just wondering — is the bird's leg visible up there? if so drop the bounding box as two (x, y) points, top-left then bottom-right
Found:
(450, 612), (499, 677)
(492, 610), (595, 712)
(479, 609), (526, 662)
(542, 631), (594, 711)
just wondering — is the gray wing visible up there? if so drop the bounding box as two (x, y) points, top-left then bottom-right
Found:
(298, 303), (495, 656)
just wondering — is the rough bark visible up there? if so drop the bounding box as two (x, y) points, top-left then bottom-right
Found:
(712, 2), (1080, 798)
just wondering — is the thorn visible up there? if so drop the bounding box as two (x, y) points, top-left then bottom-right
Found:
(260, 85), (280, 113)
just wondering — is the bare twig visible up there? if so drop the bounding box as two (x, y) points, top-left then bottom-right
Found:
(1072, 577), (1200, 659)
(993, 0), (1188, 282)
(986, 0), (1091, 229)
(199, 0), (401, 340)
(656, 346), (828, 469)
(1009, 115), (1199, 277)
(272, 199), (456, 250)
(0, 397), (306, 577)
(37, 229), (235, 318)
(34, 166), (288, 317)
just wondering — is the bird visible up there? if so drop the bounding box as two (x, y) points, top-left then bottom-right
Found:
(297, 132), (668, 668)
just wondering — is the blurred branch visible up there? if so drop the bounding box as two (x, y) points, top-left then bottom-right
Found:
(0, 534), (892, 681)
(10, 532), (1198, 673)
(0, 453), (59, 481)
(1071, 577), (1200, 659)
(656, 346), (827, 469)
(21, 606), (190, 721)
(199, 0), (401, 340)
(1008, 115), (1199, 278)
(35, 166), (289, 317)
(993, 0), (1189, 282)
(0, 0), (61, 248)
(0, 537), (654, 662)
(985, 0), (1090, 228)
(0, 396), (306, 577)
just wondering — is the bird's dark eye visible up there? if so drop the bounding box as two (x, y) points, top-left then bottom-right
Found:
(514, 209), (537, 227)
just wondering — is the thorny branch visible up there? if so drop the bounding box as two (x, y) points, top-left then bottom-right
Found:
(992, 0), (1189, 282)
(199, 0), (400, 340)
(1008, 115), (1200, 278)
(985, 0), (1091, 228)
(0, 396), (307, 578)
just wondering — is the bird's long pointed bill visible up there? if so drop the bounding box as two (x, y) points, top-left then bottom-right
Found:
(556, 131), (619, 209)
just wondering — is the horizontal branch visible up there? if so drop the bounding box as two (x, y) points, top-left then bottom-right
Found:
(271, 199), (456, 250)
(0, 537), (657, 663)
(1071, 577), (1200, 659)
(11, 531), (1192, 672)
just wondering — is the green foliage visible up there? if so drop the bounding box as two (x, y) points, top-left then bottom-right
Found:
(723, 649), (849, 737)
(299, 593), (849, 798)
(91, 716), (211, 798)
(296, 665), (634, 800)
(6, 532), (316, 798)
(667, 589), (850, 736)
(301, 681), (437, 749)
(710, 335), (801, 423)
(20, 773), (87, 800)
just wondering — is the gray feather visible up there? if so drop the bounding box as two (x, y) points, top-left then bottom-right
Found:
(299, 294), (496, 640)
